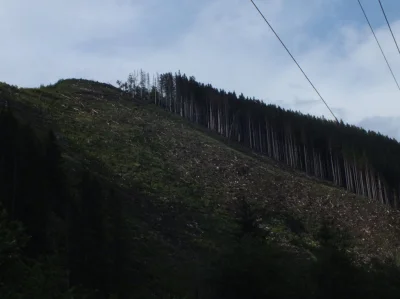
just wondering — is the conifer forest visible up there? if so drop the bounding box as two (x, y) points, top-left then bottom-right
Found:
(119, 70), (400, 208)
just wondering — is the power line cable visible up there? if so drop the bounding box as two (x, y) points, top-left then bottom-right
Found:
(378, 0), (400, 57)
(357, 0), (400, 91)
(249, 0), (339, 122)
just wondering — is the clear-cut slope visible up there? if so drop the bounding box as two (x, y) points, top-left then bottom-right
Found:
(2, 79), (400, 264)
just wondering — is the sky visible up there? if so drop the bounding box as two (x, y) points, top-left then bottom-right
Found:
(1, 0), (400, 140)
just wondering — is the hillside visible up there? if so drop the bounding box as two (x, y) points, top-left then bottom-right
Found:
(1, 78), (400, 298)
(141, 71), (400, 209)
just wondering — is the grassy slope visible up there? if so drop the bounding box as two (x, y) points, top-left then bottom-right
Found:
(2, 78), (400, 266)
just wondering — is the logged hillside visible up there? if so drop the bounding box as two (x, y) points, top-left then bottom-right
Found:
(1, 78), (400, 298)
(3, 78), (400, 259)
(120, 71), (400, 208)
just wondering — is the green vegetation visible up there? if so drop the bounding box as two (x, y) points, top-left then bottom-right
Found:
(1, 78), (400, 298)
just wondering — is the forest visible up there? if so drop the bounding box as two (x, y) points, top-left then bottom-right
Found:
(118, 70), (400, 209)
(0, 106), (135, 298)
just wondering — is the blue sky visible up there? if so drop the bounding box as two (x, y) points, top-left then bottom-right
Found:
(1, 0), (400, 140)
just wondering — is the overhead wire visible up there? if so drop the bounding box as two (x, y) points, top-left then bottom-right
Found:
(249, 0), (339, 123)
(357, 0), (400, 91)
(378, 0), (400, 57)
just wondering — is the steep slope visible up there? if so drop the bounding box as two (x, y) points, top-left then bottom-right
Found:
(144, 72), (400, 208)
(2, 78), (400, 265)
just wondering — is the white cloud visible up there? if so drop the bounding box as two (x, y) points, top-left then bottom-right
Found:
(0, 0), (143, 84)
(1, 0), (400, 140)
(359, 116), (400, 140)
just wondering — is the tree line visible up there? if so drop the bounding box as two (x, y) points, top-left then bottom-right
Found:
(118, 70), (400, 208)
